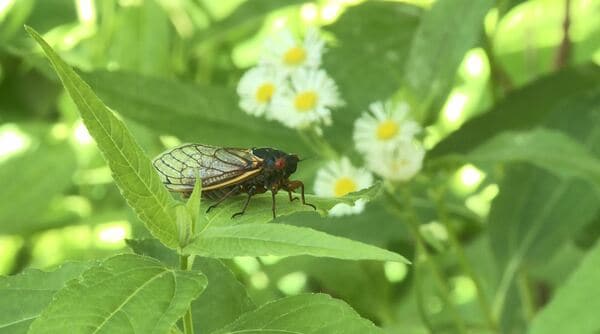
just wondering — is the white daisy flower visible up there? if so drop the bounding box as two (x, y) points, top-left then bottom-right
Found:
(261, 28), (325, 73)
(314, 157), (373, 216)
(270, 69), (343, 128)
(353, 101), (422, 154)
(237, 66), (285, 117)
(366, 141), (425, 182)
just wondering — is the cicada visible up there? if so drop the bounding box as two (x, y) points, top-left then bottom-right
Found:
(152, 144), (315, 218)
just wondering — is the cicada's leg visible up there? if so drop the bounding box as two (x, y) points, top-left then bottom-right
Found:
(207, 186), (240, 213)
(271, 190), (277, 218)
(285, 180), (316, 210)
(232, 186), (257, 218)
(287, 190), (299, 202)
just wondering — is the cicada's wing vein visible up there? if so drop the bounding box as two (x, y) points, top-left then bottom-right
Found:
(152, 144), (261, 192)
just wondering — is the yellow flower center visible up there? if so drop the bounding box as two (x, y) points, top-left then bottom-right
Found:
(294, 91), (318, 112)
(334, 177), (357, 197)
(283, 46), (307, 65)
(376, 120), (399, 140)
(255, 83), (275, 103)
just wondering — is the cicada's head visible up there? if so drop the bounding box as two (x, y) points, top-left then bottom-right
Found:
(253, 148), (299, 179)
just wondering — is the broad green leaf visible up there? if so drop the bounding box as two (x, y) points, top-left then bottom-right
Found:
(127, 238), (256, 334)
(28, 254), (207, 334)
(83, 70), (309, 154)
(107, 0), (172, 76)
(199, 183), (381, 227)
(213, 294), (385, 334)
(430, 65), (600, 158)
(0, 261), (95, 333)
(262, 257), (392, 322)
(488, 89), (600, 330)
(26, 26), (180, 248)
(466, 128), (600, 189)
(195, 0), (306, 43)
(402, 0), (493, 121)
(184, 223), (409, 263)
(324, 2), (421, 111)
(528, 242), (600, 334)
(0, 139), (76, 235)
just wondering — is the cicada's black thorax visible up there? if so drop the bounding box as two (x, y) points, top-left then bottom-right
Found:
(251, 147), (299, 187)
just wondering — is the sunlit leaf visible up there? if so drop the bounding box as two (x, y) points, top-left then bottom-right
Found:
(84, 70), (309, 154)
(127, 238), (256, 334)
(184, 223), (409, 263)
(200, 183), (381, 227)
(28, 254), (207, 334)
(402, 0), (493, 121)
(466, 128), (600, 189)
(430, 65), (600, 158)
(26, 26), (181, 248)
(324, 2), (421, 111)
(213, 294), (385, 334)
(528, 242), (600, 334)
(0, 261), (95, 333)
(0, 140), (76, 235)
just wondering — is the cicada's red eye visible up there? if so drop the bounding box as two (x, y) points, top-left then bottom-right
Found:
(275, 157), (286, 170)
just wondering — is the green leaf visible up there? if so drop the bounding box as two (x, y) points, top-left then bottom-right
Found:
(213, 294), (385, 334)
(26, 26), (180, 248)
(528, 242), (600, 334)
(324, 2), (421, 111)
(83, 70), (309, 154)
(201, 183), (381, 228)
(402, 0), (493, 121)
(0, 139), (76, 235)
(185, 172), (205, 232)
(28, 254), (207, 334)
(184, 223), (409, 263)
(0, 262), (95, 333)
(195, 0), (306, 43)
(466, 128), (600, 189)
(430, 65), (600, 158)
(487, 88), (600, 330)
(126, 238), (256, 334)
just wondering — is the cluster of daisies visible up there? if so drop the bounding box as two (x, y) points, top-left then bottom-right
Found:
(237, 28), (425, 216)
(237, 28), (342, 128)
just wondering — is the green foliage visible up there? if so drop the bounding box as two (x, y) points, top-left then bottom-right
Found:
(0, 138), (76, 235)
(402, 0), (494, 121)
(213, 294), (385, 334)
(1, 1), (599, 333)
(0, 261), (95, 332)
(26, 26), (181, 248)
(466, 128), (600, 188)
(28, 254), (207, 334)
(84, 70), (308, 153)
(528, 241), (600, 334)
(126, 238), (256, 333)
(184, 223), (409, 263)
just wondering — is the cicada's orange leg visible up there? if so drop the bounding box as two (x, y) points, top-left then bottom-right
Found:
(285, 180), (316, 210)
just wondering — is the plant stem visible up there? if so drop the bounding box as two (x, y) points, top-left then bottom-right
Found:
(554, 0), (571, 70)
(435, 191), (498, 332)
(180, 255), (194, 334)
(517, 269), (536, 322)
(386, 187), (467, 334)
(297, 128), (339, 160)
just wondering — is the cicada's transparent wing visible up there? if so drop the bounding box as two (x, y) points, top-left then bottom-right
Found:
(152, 144), (262, 193)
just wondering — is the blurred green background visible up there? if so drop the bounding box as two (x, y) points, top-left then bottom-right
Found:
(1, 0), (599, 333)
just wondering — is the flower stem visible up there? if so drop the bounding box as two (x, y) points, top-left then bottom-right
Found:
(180, 255), (194, 334)
(434, 190), (498, 332)
(385, 187), (467, 334)
(298, 128), (339, 160)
